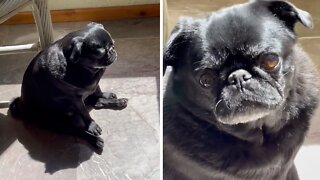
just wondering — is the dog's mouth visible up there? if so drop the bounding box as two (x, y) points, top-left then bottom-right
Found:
(214, 99), (274, 125)
(213, 84), (283, 125)
(92, 66), (107, 69)
(104, 51), (117, 66)
(92, 53), (116, 69)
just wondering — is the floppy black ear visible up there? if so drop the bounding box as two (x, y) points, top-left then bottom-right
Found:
(262, 0), (313, 30)
(163, 17), (195, 75)
(68, 37), (84, 63)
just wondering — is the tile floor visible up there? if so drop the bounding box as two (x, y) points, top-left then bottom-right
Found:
(0, 18), (159, 179)
(166, 0), (320, 179)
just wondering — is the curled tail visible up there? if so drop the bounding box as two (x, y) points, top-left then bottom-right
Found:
(9, 97), (22, 118)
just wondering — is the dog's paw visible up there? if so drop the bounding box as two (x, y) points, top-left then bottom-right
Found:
(94, 136), (104, 152)
(102, 92), (117, 99)
(94, 98), (128, 110)
(88, 121), (102, 136)
(83, 131), (104, 154)
(113, 98), (128, 110)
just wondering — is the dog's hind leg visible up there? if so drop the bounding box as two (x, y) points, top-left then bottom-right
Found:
(79, 130), (104, 154)
(67, 101), (104, 151)
(71, 101), (102, 135)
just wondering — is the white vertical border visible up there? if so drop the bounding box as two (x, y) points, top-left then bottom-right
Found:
(159, 0), (164, 179)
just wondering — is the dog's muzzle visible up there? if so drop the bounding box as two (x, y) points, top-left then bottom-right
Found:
(105, 48), (117, 66)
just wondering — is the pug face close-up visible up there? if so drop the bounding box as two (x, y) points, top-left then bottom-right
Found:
(164, 0), (320, 179)
(166, 1), (313, 126)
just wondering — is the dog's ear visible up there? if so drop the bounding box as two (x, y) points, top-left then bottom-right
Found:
(258, 0), (313, 30)
(164, 17), (196, 75)
(68, 37), (84, 63)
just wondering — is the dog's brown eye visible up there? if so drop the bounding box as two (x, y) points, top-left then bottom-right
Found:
(259, 54), (280, 71)
(91, 47), (105, 58)
(96, 48), (105, 54)
(199, 73), (213, 88)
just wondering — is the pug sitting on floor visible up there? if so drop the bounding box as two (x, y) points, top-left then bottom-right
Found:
(164, 0), (319, 179)
(9, 22), (128, 153)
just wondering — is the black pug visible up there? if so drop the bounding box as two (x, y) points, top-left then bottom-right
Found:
(164, 0), (319, 179)
(9, 22), (128, 153)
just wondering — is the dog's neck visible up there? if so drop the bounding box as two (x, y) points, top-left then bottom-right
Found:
(63, 63), (105, 90)
(72, 61), (105, 70)
(165, 86), (309, 171)
(84, 66), (106, 74)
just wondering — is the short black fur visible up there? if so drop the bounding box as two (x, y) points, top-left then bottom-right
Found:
(9, 22), (128, 153)
(164, 1), (319, 179)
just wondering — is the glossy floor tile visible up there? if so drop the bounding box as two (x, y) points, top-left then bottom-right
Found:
(0, 18), (159, 180)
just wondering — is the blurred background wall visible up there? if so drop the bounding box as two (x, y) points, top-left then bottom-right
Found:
(22, 0), (159, 11)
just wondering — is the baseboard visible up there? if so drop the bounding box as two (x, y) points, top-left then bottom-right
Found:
(3, 4), (160, 25)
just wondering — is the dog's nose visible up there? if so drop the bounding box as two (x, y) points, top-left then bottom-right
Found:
(228, 69), (252, 85)
(107, 46), (115, 55)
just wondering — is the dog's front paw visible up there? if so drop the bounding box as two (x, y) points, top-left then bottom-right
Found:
(88, 121), (102, 136)
(94, 98), (128, 110)
(113, 98), (128, 110)
(102, 92), (117, 99)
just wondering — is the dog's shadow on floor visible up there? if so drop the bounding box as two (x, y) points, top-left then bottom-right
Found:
(0, 112), (94, 174)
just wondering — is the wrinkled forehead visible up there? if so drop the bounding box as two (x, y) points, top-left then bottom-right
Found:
(84, 25), (113, 43)
(201, 6), (295, 63)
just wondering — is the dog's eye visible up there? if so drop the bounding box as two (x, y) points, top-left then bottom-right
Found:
(92, 47), (105, 58)
(259, 54), (280, 71)
(199, 72), (214, 88)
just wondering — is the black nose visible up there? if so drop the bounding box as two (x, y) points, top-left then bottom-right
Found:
(108, 46), (115, 54)
(228, 69), (252, 85)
